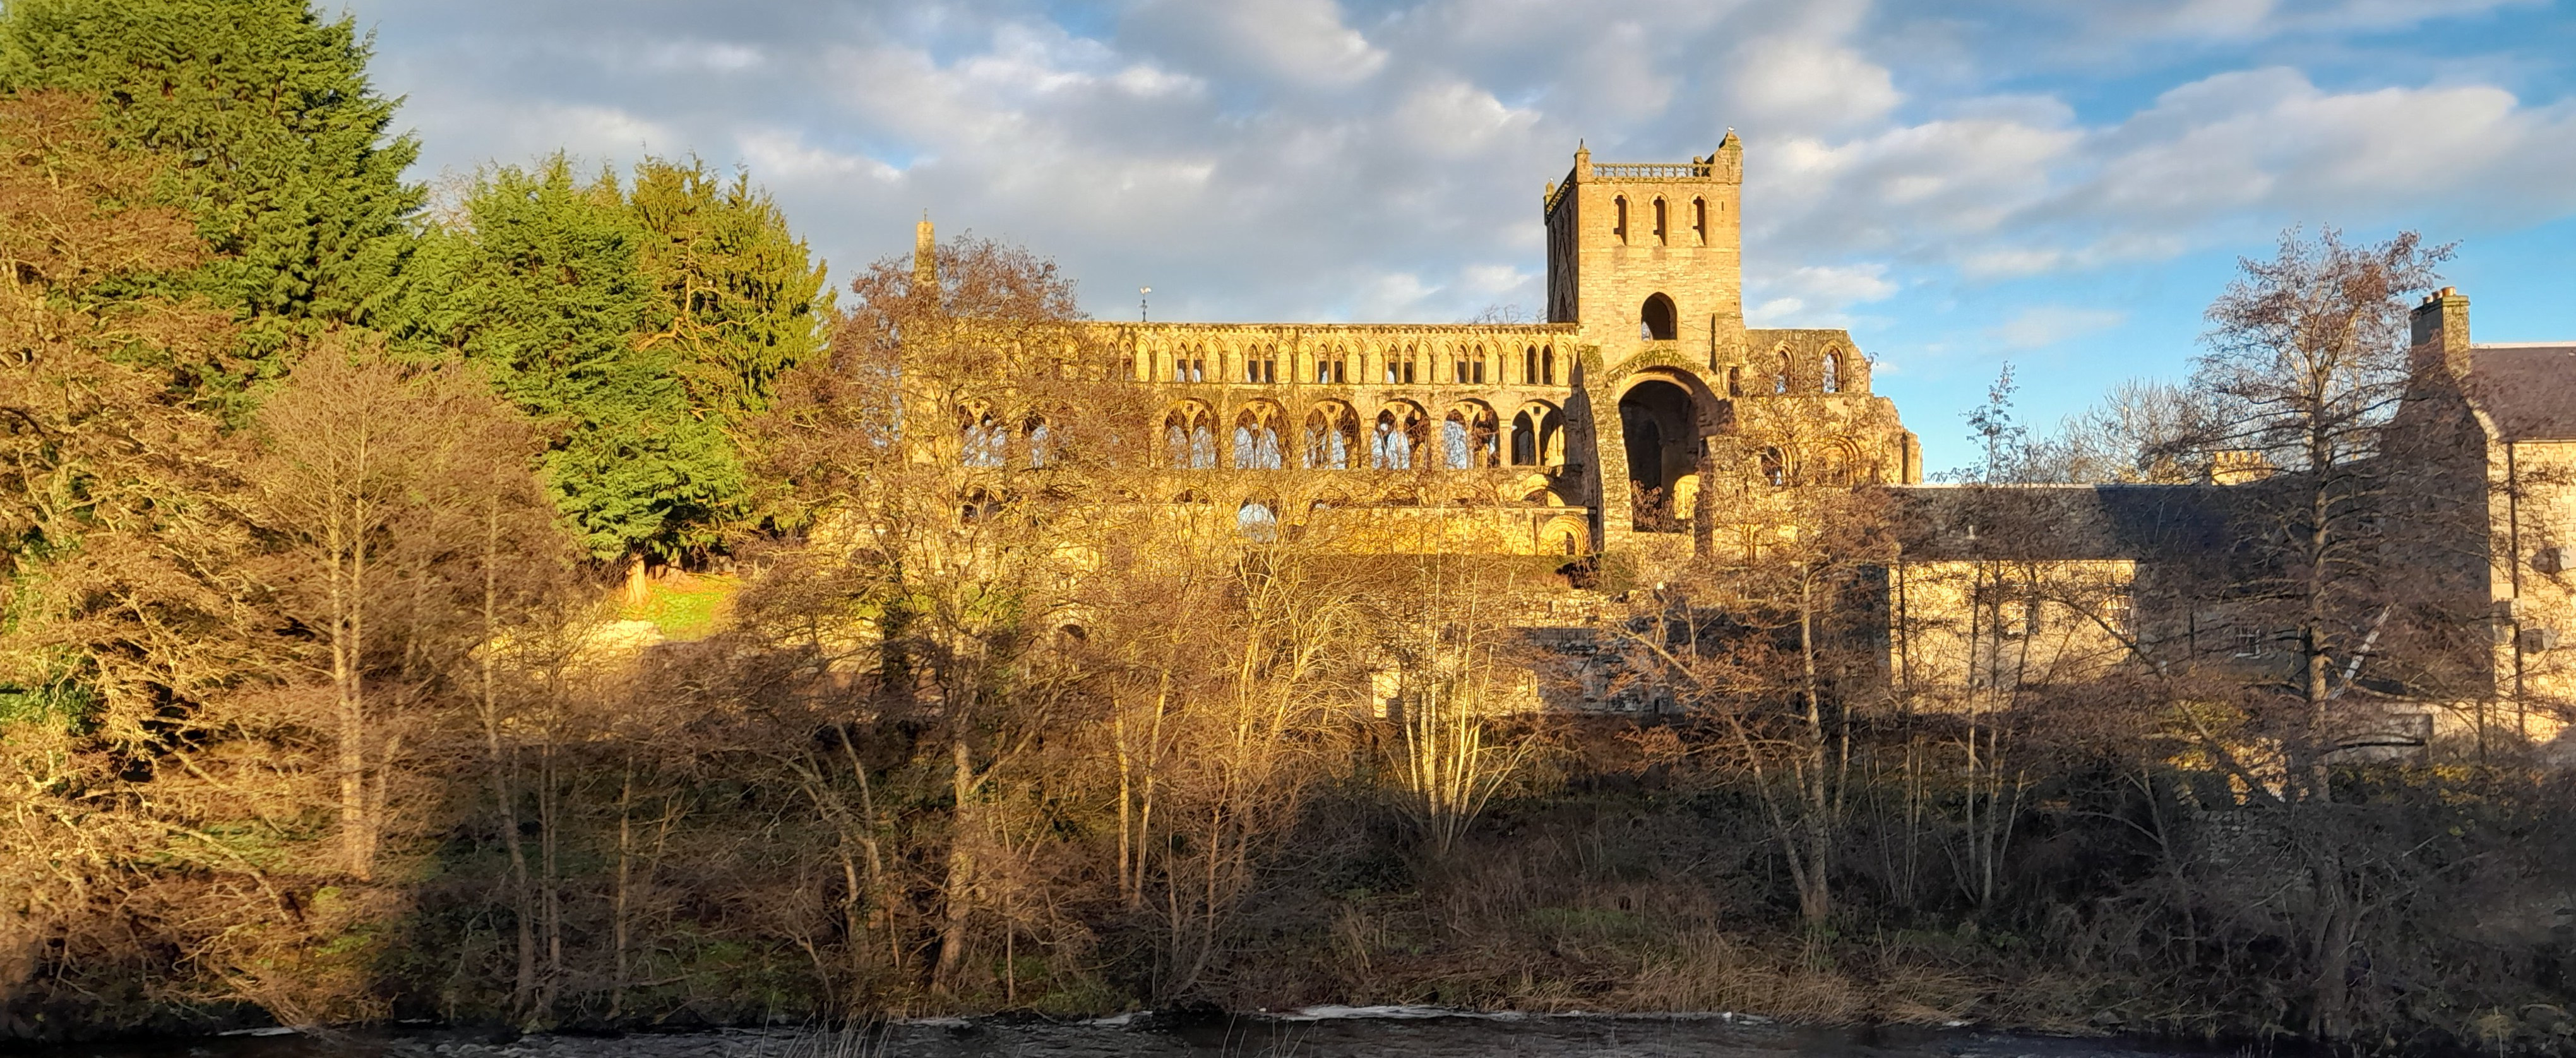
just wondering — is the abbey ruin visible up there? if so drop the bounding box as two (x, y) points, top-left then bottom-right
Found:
(929, 136), (2573, 750)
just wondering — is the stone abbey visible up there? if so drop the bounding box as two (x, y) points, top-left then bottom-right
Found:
(1039, 132), (1920, 563)
(921, 137), (2574, 749)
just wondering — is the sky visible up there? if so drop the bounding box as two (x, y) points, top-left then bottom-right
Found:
(336, 0), (2576, 472)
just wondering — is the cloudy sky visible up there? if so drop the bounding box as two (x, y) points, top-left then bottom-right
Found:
(338, 0), (2576, 471)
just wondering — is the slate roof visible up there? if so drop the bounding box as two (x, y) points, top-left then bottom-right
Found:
(2464, 343), (2576, 441)
(1885, 483), (2235, 562)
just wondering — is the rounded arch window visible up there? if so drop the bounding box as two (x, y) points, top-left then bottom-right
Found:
(1237, 501), (1279, 542)
(1640, 294), (1678, 342)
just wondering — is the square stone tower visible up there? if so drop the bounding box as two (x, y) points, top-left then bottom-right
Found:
(1543, 133), (1745, 369)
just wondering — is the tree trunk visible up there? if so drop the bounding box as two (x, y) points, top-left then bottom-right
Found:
(933, 735), (977, 992)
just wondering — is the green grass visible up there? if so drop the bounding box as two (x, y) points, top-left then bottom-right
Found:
(623, 573), (738, 641)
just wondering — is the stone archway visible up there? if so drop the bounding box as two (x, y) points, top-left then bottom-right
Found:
(1618, 376), (1699, 532)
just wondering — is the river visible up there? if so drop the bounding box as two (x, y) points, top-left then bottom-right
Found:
(16, 1009), (2241, 1058)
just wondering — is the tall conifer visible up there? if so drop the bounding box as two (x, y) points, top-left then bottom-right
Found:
(0, 0), (422, 390)
(627, 156), (832, 429)
(396, 158), (738, 562)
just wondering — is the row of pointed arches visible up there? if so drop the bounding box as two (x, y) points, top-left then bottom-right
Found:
(1161, 399), (1566, 472)
(1133, 340), (1563, 388)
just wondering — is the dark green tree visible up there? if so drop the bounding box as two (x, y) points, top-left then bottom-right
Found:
(395, 157), (737, 562)
(0, 0), (422, 396)
(627, 156), (832, 429)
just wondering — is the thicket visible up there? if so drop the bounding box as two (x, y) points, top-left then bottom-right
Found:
(1, 4), (2573, 1054)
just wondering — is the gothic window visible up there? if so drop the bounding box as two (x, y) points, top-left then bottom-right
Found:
(1025, 415), (1055, 468)
(1692, 197), (1707, 244)
(1822, 351), (1840, 393)
(1372, 407), (1422, 470)
(1304, 403), (1358, 469)
(1165, 405), (1216, 469)
(1472, 347), (1488, 384)
(1726, 366), (1743, 396)
(1443, 404), (1499, 469)
(1613, 196), (1628, 242)
(1523, 345), (1538, 384)
(1232, 405), (1284, 470)
(1247, 345), (1279, 384)
(961, 406), (1006, 468)
(1652, 198), (1667, 245)
(1542, 346), (1556, 385)
(1510, 411), (1537, 465)
(1774, 350), (1790, 394)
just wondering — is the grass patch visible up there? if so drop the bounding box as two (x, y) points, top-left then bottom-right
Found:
(623, 572), (738, 641)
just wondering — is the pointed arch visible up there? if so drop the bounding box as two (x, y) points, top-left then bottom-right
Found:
(960, 402), (1006, 468)
(1371, 401), (1426, 470)
(1613, 196), (1629, 242)
(1691, 196), (1708, 244)
(1302, 401), (1359, 469)
(1164, 401), (1216, 469)
(1441, 400), (1500, 470)
(1773, 348), (1791, 394)
(1541, 345), (1556, 385)
(1232, 401), (1284, 469)
(1652, 196), (1668, 245)
(1821, 350), (1841, 393)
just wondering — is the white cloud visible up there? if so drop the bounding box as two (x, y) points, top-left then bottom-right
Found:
(340, 0), (2576, 343)
(1989, 306), (2127, 349)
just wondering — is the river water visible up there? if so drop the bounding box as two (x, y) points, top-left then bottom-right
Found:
(22, 1009), (2228, 1058)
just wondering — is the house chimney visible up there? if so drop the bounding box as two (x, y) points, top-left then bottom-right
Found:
(2410, 286), (2471, 377)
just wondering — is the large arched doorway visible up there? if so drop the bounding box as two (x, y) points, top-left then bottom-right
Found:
(1619, 377), (1698, 532)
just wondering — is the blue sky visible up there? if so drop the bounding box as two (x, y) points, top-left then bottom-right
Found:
(338, 0), (2576, 472)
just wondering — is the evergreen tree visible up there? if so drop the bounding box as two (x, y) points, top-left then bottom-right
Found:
(0, 0), (422, 389)
(627, 156), (832, 429)
(395, 157), (737, 562)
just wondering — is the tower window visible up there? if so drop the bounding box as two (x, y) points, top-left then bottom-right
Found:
(1640, 294), (1677, 342)
(1613, 196), (1628, 242)
(1693, 198), (1707, 244)
(1653, 198), (1667, 245)
(1822, 352), (1840, 393)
